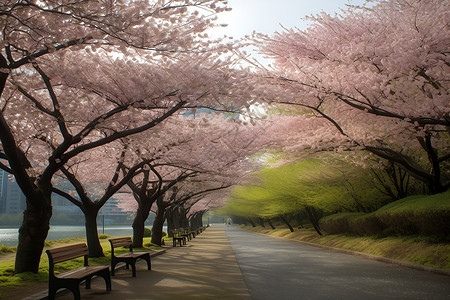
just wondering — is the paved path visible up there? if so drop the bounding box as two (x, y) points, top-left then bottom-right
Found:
(28, 225), (250, 300)
(225, 226), (450, 300)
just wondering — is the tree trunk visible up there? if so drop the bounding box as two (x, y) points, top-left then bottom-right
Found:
(247, 218), (256, 227)
(419, 135), (445, 194)
(258, 218), (265, 227)
(190, 211), (204, 229)
(305, 206), (322, 236)
(167, 206), (185, 231)
(267, 219), (276, 230)
(151, 206), (166, 246)
(166, 208), (175, 237)
(280, 215), (294, 232)
(179, 207), (189, 228)
(132, 200), (152, 248)
(84, 206), (104, 257)
(14, 194), (52, 274)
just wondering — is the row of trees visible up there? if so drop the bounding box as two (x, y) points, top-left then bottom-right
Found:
(0, 0), (448, 274)
(220, 0), (449, 231)
(218, 153), (425, 235)
(252, 0), (449, 193)
(0, 0), (266, 273)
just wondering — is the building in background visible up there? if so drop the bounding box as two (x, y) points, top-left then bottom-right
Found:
(0, 170), (132, 225)
(0, 170), (26, 215)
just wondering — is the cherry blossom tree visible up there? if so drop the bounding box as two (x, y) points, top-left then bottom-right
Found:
(52, 142), (155, 257)
(0, 0), (251, 273)
(254, 0), (449, 194)
(152, 175), (233, 244)
(116, 113), (265, 246)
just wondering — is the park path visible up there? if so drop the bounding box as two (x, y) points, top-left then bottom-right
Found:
(25, 225), (251, 300)
(225, 226), (450, 300)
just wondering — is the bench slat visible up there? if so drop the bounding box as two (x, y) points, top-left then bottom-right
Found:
(109, 237), (132, 248)
(56, 265), (109, 280)
(116, 252), (149, 259)
(47, 243), (88, 263)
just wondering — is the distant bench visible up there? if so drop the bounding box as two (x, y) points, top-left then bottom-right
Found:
(171, 229), (187, 247)
(46, 243), (111, 300)
(109, 237), (151, 277)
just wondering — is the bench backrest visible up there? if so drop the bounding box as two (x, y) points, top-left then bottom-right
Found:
(109, 237), (133, 257)
(46, 243), (89, 275)
(46, 243), (89, 264)
(109, 237), (132, 248)
(171, 229), (180, 237)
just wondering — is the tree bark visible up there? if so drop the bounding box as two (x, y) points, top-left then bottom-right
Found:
(14, 193), (52, 274)
(84, 206), (104, 257)
(151, 206), (166, 246)
(247, 218), (256, 227)
(258, 218), (265, 227)
(190, 211), (204, 229)
(166, 206), (185, 233)
(267, 219), (276, 230)
(280, 215), (294, 232)
(305, 206), (322, 236)
(132, 200), (152, 248)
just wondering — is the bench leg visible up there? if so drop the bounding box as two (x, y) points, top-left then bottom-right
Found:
(111, 261), (116, 276)
(144, 254), (152, 270)
(98, 269), (112, 291)
(49, 281), (81, 300)
(130, 263), (137, 277)
(48, 284), (57, 300)
(72, 286), (81, 300)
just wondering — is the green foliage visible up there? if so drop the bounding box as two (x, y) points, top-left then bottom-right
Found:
(321, 191), (450, 239)
(144, 227), (152, 237)
(0, 245), (16, 254)
(98, 234), (109, 239)
(162, 231), (167, 238)
(221, 154), (388, 220)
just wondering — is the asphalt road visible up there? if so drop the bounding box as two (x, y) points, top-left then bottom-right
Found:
(225, 226), (450, 300)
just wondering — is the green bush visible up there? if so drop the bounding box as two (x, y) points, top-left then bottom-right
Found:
(144, 227), (152, 237)
(320, 191), (450, 240)
(320, 213), (354, 234)
(162, 231), (167, 238)
(98, 234), (109, 239)
(0, 245), (16, 254)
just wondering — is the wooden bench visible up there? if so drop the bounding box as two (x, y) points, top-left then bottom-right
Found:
(109, 237), (151, 277)
(179, 228), (192, 241)
(46, 243), (111, 300)
(171, 229), (186, 247)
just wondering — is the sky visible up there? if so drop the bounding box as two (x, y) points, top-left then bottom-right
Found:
(214, 0), (368, 38)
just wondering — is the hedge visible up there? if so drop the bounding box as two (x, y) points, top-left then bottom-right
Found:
(320, 190), (450, 239)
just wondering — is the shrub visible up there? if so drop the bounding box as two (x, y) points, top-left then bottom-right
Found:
(144, 227), (152, 237)
(320, 213), (354, 234)
(320, 191), (450, 240)
(162, 231), (167, 238)
(98, 234), (109, 239)
(0, 245), (16, 254)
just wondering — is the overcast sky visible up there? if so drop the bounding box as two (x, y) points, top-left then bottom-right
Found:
(214, 0), (367, 38)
